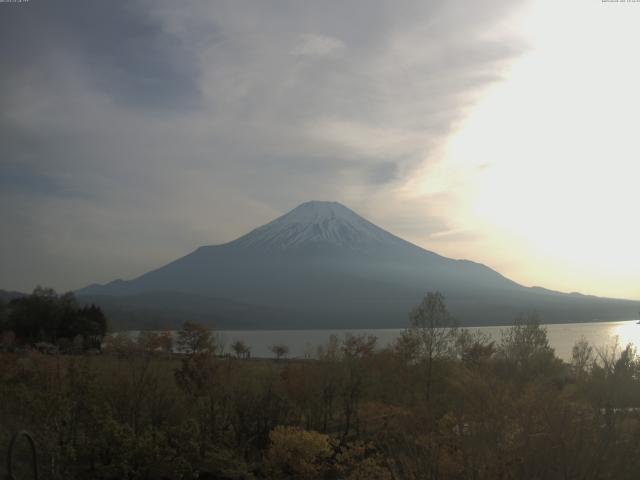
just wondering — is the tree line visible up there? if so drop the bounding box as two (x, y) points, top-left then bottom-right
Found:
(0, 286), (108, 352)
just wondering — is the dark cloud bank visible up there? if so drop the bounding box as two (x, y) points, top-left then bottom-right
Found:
(0, 0), (526, 291)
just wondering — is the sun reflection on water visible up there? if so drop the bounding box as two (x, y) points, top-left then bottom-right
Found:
(180, 320), (640, 362)
(538, 320), (640, 361)
(608, 321), (640, 350)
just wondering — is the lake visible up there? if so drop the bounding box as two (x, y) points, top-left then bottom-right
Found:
(211, 319), (640, 361)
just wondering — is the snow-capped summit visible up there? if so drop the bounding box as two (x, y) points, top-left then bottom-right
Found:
(77, 200), (640, 329)
(231, 201), (406, 250)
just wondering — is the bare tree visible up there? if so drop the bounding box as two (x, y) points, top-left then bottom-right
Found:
(270, 343), (290, 361)
(231, 339), (250, 359)
(404, 291), (457, 401)
(498, 313), (558, 381)
(571, 336), (594, 379)
(176, 321), (214, 355)
(340, 334), (377, 439)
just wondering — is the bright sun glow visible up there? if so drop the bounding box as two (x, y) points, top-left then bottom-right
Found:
(433, 0), (640, 299)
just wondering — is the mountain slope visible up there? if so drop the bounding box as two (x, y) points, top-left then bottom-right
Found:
(0, 289), (28, 302)
(77, 201), (639, 328)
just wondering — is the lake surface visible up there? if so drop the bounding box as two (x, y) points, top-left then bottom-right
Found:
(212, 320), (640, 361)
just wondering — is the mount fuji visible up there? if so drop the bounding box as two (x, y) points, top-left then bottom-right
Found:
(77, 201), (639, 329)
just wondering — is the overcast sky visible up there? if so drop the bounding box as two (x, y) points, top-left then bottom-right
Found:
(1, 0), (639, 300)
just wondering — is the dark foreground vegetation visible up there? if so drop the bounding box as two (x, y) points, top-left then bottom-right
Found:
(2, 292), (640, 479)
(0, 287), (108, 352)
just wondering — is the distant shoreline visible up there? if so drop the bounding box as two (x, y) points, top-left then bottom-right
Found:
(115, 319), (640, 362)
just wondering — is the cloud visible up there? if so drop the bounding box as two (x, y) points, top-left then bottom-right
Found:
(0, 0), (202, 110)
(0, 0), (529, 291)
(292, 34), (345, 57)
